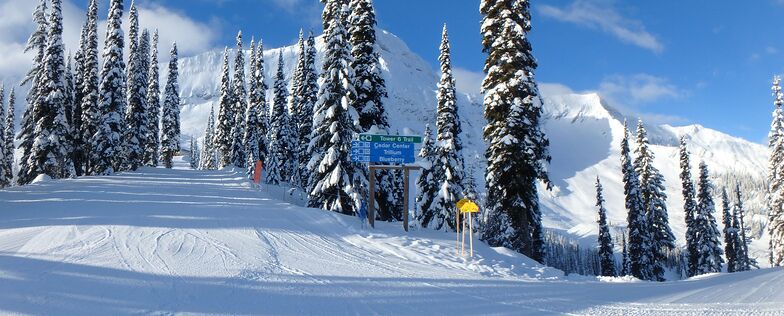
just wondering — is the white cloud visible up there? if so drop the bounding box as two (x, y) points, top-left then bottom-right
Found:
(0, 0), (84, 84)
(0, 0), (218, 86)
(598, 74), (681, 105)
(539, 0), (664, 53)
(132, 4), (219, 57)
(452, 67), (484, 95)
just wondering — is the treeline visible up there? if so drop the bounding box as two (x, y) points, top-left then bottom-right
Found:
(0, 0), (181, 188)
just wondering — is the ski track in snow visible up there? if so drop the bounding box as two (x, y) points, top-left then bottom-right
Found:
(0, 160), (782, 315)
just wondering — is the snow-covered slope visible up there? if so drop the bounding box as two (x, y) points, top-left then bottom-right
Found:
(173, 29), (770, 264)
(0, 163), (782, 314)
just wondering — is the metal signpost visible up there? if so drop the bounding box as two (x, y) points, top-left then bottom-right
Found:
(351, 134), (422, 232)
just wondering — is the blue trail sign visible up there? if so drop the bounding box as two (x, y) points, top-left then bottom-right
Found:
(351, 139), (416, 164)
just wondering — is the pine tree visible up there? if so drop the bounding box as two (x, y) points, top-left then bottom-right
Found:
(17, 0), (48, 185)
(297, 33), (318, 188)
(308, 0), (364, 215)
(349, 0), (388, 131)
(769, 76), (784, 267)
(244, 38), (262, 177)
(200, 107), (217, 170)
(160, 43), (181, 169)
(348, 0), (396, 221)
(255, 40), (270, 164)
(189, 136), (199, 169)
(287, 31), (306, 187)
(621, 234), (631, 276)
(78, 0), (100, 175)
(734, 185), (754, 271)
(415, 125), (438, 225)
(266, 52), (294, 185)
(321, 0), (349, 30)
(0, 84), (8, 188)
(63, 54), (77, 175)
(596, 177), (616, 277)
(122, 2), (146, 171)
(143, 30), (160, 167)
(620, 121), (652, 280)
(92, 0), (127, 175)
(679, 136), (699, 277)
(480, 0), (551, 263)
(294, 33), (318, 191)
(722, 188), (738, 273)
(4, 89), (15, 186)
(29, 0), (72, 180)
(214, 48), (234, 168)
(72, 26), (86, 176)
(634, 120), (675, 281)
(694, 162), (724, 275)
(421, 25), (465, 231)
(231, 31), (248, 168)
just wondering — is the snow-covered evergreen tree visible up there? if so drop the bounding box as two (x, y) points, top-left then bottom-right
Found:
(214, 48), (234, 168)
(17, 0), (48, 185)
(189, 136), (199, 169)
(621, 233), (631, 276)
(72, 27), (87, 176)
(679, 136), (699, 277)
(230, 32), (247, 168)
(734, 185), (754, 271)
(63, 54), (76, 174)
(769, 76), (784, 267)
(3, 88), (15, 186)
(78, 0), (99, 175)
(349, 0), (387, 131)
(0, 85), (7, 188)
(200, 107), (217, 170)
(694, 161), (724, 275)
(29, 0), (72, 179)
(421, 25), (465, 231)
(415, 124), (438, 226)
(297, 33), (318, 188)
(596, 177), (616, 277)
(287, 32), (306, 187)
(244, 38), (262, 177)
(621, 121), (652, 280)
(307, 0), (364, 215)
(253, 40), (269, 167)
(159, 43), (181, 169)
(122, 2), (146, 171)
(348, 0), (394, 221)
(91, 0), (127, 175)
(142, 30), (160, 167)
(722, 188), (738, 273)
(266, 52), (294, 185)
(480, 0), (550, 263)
(634, 120), (675, 281)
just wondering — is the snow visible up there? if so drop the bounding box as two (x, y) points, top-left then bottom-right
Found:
(167, 29), (770, 266)
(0, 158), (782, 314)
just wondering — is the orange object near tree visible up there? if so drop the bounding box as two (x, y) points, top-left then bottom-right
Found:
(253, 161), (263, 184)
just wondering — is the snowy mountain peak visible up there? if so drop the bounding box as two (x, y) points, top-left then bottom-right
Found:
(173, 29), (769, 264)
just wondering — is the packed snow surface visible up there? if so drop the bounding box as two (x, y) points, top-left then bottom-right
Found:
(0, 160), (782, 315)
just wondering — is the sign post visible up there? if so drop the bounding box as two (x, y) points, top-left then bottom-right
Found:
(456, 199), (480, 257)
(352, 134), (422, 232)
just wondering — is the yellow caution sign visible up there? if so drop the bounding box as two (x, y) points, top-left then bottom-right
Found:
(455, 198), (480, 257)
(457, 199), (480, 213)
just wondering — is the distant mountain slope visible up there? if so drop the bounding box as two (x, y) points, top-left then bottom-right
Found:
(158, 29), (772, 265)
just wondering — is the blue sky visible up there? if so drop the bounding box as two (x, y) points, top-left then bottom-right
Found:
(1, 0), (782, 143)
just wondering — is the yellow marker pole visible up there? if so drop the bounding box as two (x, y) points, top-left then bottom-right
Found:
(469, 212), (473, 257)
(461, 212), (466, 256)
(456, 207), (460, 255)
